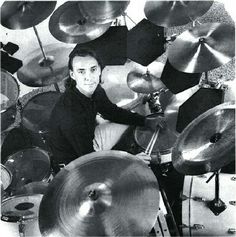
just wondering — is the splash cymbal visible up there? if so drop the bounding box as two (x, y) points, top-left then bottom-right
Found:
(1, 1), (56, 29)
(80, 1), (130, 24)
(127, 62), (166, 94)
(168, 23), (235, 73)
(172, 102), (235, 175)
(49, 1), (111, 44)
(39, 151), (159, 236)
(17, 44), (73, 87)
(144, 1), (213, 27)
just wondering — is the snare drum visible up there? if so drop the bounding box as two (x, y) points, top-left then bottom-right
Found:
(182, 173), (236, 236)
(21, 91), (61, 134)
(4, 147), (51, 191)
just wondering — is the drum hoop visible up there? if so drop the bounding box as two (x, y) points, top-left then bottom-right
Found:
(1, 69), (20, 110)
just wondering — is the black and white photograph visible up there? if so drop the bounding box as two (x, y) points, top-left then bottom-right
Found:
(0, 0), (235, 236)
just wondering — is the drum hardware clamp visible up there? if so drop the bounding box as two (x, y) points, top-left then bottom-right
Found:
(231, 177), (236, 181)
(180, 224), (205, 231)
(229, 201), (236, 206)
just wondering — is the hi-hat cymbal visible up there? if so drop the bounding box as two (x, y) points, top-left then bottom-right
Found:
(168, 23), (235, 73)
(1, 1), (56, 29)
(17, 44), (74, 87)
(39, 151), (159, 237)
(172, 102), (235, 175)
(79, 1), (130, 24)
(144, 1), (213, 27)
(49, 1), (111, 44)
(127, 62), (166, 94)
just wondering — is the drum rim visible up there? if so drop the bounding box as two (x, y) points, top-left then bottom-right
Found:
(1, 68), (20, 112)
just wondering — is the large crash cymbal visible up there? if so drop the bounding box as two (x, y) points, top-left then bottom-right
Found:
(1, 1), (56, 29)
(79, 1), (130, 24)
(127, 62), (166, 94)
(144, 1), (213, 27)
(17, 44), (74, 87)
(168, 23), (235, 73)
(172, 102), (235, 175)
(39, 151), (159, 237)
(49, 1), (111, 44)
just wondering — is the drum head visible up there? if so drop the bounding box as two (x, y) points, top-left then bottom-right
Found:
(1, 194), (43, 221)
(101, 61), (142, 109)
(21, 91), (61, 133)
(1, 164), (12, 190)
(4, 147), (50, 191)
(1, 105), (17, 133)
(1, 69), (19, 112)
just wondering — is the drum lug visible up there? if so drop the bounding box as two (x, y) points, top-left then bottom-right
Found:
(231, 176), (236, 181)
(228, 228), (236, 234)
(180, 223), (205, 230)
(180, 193), (206, 202)
(229, 201), (236, 206)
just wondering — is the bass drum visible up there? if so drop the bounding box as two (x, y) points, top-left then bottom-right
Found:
(182, 173), (236, 236)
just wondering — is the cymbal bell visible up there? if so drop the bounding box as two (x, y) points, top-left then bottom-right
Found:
(1, 1), (56, 29)
(172, 102), (235, 175)
(39, 151), (159, 236)
(49, 1), (111, 44)
(127, 62), (166, 94)
(168, 23), (235, 73)
(79, 1), (130, 24)
(17, 44), (74, 87)
(144, 1), (213, 27)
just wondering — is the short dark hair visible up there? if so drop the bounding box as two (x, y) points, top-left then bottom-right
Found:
(65, 48), (103, 89)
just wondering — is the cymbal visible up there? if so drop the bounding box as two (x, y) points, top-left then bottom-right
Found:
(144, 1), (213, 27)
(39, 151), (159, 236)
(134, 113), (178, 155)
(49, 1), (111, 44)
(80, 1), (130, 24)
(1, 1), (56, 29)
(168, 23), (235, 73)
(172, 102), (235, 175)
(17, 44), (74, 87)
(127, 62), (166, 94)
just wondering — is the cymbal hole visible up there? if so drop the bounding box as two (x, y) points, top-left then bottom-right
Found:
(210, 133), (222, 143)
(88, 190), (98, 201)
(15, 202), (34, 210)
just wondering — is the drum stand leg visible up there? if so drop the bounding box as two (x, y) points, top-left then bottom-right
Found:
(207, 170), (227, 215)
(18, 219), (26, 237)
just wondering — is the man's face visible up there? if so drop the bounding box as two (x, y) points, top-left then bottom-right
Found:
(70, 55), (101, 97)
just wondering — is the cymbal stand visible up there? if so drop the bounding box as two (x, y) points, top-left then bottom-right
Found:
(32, 26), (60, 92)
(206, 170), (227, 215)
(18, 218), (26, 237)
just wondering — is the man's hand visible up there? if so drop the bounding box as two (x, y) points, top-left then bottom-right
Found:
(145, 115), (166, 131)
(136, 152), (151, 165)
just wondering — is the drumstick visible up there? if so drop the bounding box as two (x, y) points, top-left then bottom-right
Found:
(145, 126), (160, 156)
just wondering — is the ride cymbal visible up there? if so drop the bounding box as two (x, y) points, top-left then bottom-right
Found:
(17, 44), (73, 87)
(144, 1), (213, 27)
(168, 23), (235, 73)
(172, 102), (235, 175)
(127, 62), (166, 94)
(49, 1), (111, 44)
(1, 1), (56, 29)
(39, 151), (159, 237)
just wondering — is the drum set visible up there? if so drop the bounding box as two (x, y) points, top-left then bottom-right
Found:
(1, 1), (235, 237)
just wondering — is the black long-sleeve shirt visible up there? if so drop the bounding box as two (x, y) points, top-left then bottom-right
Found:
(49, 85), (145, 165)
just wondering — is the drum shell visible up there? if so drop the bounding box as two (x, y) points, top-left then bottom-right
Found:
(182, 173), (236, 236)
(1, 105), (17, 133)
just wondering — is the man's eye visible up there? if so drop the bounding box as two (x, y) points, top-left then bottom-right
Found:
(91, 67), (97, 72)
(78, 70), (85, 74)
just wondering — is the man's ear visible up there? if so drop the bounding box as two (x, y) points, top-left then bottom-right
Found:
(69, 70), (75, 79)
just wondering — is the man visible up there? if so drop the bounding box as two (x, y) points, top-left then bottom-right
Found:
(49, 48), (162, 168)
